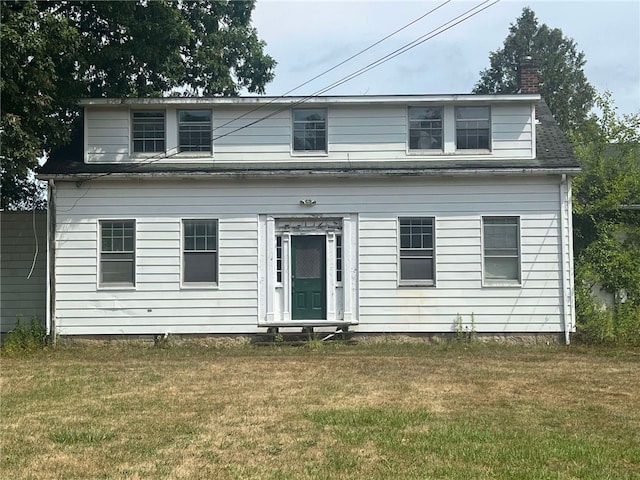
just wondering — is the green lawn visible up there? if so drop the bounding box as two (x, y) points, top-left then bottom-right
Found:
(1, 340), (639, 479)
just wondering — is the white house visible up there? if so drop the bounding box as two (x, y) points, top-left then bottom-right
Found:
(38, 68), (580, 343)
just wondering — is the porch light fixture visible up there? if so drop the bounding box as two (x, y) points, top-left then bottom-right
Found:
(300, 199), (316, 206)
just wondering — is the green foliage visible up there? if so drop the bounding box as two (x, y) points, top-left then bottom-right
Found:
(571, 93), (640, 345)
(1, 317), (47, 355)
(473, 7), (595, 133)
(0, 0), (276, 209)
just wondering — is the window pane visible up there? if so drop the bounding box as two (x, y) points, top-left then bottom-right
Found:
(183, 220), (217, 252)
(183, 220), (217, 283)
(485, 257), (518, 280)
(409, 107), (443, 150)
(101, 258), (134, 285)
(400, 257), (433, 281)
(399, 217), (435, 282)
(336, 234), (342, 283)
(179, 110), (211, 152)
(132, 111), (165, 153)
(184, 252), (217, 283)
(293, 108), (327, 152)
(456, 106), (490, 150)
(483, 217), (519, 281)
(276, 235), (282, 283)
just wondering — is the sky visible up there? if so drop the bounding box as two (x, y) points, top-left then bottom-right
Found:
(250, 0), (640, 116)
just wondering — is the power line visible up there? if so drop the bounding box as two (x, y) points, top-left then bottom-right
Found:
(211, 0), (454, 134)
(209, 0), (500, 143)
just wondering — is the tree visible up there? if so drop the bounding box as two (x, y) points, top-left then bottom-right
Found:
(473, 7), (595, 133)
(0, 0), (276, 210)
(571, 93), (640, 344)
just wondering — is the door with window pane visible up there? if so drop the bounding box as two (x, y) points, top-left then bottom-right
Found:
(291, 235), (326, 319)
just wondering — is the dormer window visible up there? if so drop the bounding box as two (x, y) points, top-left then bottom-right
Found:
(179, 110), (212, 153)
(132, 111), (165, 153)
(456, 106), (490, 150)
(408, 107), (443, 151)
(293, 108), (327, 153)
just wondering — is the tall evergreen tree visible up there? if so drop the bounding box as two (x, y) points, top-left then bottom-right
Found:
(0, 0), (276, 209)
(473, 7), (595, 133)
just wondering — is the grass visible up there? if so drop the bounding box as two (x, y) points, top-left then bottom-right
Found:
(1, 340), (639, 479)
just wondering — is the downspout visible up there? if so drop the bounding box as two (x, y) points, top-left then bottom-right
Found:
(559, 174), (571, 345)
(47, 180), (56, 345)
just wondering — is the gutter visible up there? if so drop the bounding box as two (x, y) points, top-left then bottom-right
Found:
(38, 167), (582, 182)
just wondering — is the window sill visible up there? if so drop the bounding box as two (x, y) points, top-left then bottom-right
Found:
(291, 151), (329, 157)
(482, 281), (521, 288)
(180, 283), (219, 290)
(130, 152), (165, 158)
(453, 149), (492, 155)
(398, 281), (435, 288)
(406, 149), (444, 155)
(98, 285), (136, 291)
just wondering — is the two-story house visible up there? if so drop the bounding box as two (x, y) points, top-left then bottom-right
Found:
(38, 67), (580, 342)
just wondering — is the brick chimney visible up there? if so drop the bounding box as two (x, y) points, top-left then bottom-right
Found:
(518, 56), (539, 94)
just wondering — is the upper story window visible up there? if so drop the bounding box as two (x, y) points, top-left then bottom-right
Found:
(179, 110), (212, 153)
(456, 106), (490, 150)
(132, 111), (165, 153)
(293, 108), (327, 153)
(408, 107), (443, 150)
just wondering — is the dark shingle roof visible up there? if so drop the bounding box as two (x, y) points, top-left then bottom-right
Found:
(535, 99), (579, 167)
(39, 99), (579, 178)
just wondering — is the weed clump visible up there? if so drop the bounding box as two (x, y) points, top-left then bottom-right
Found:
(1, 317), (47, 355)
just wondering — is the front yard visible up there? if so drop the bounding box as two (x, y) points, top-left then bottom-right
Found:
(1, 340), (639, 479)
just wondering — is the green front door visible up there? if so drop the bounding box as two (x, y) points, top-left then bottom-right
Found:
(292, 235), (326, 320)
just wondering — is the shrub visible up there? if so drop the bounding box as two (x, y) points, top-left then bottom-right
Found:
(1, 317), (47, 355)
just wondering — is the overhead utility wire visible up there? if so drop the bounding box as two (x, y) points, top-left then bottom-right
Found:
(209, 0), (500, 143)
(71, 0), (499, 188)
(211, 0), (453, 134)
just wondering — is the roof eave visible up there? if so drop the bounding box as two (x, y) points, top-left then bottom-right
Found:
(78, 94), (541, 107)
(38, 166), (581, 182)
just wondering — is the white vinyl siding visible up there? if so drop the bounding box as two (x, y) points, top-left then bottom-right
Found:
(53, 175), (568, 336)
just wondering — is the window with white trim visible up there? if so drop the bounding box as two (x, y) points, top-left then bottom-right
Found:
(456, 106), (490, 150)
(293, 108), (327, 152)
(483, 216), (520, 283)
(408, 107), (443, 150)
(183, 219), (218, 284)
(336, 234), (343, 283)
(276, 235), (283, 283)
(178, 110), (212, 153)
(399, 217), (435, 284)
(100, 220), (135, 287)
(132, 111), (165, 153)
